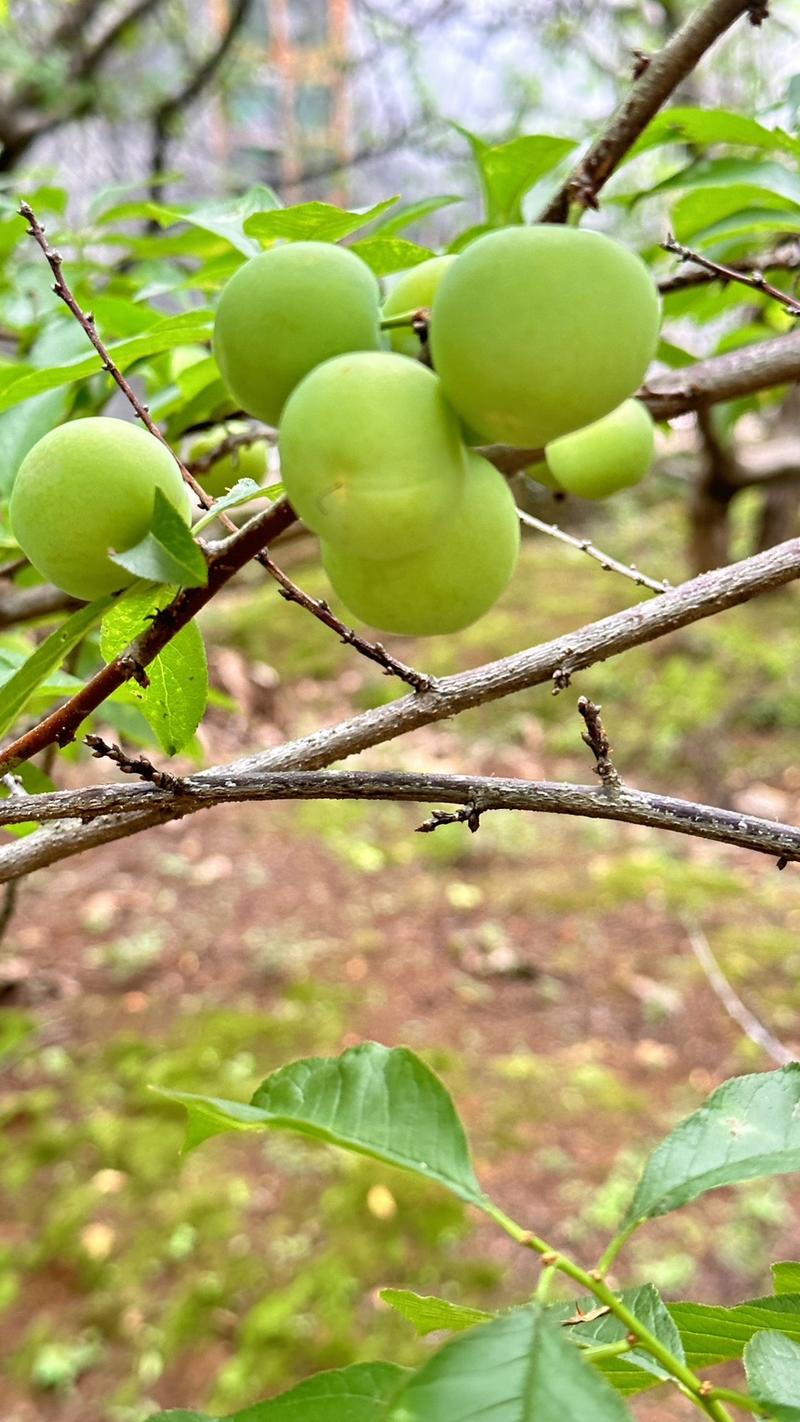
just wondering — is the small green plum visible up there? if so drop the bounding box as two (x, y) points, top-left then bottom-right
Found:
(279, 351), (467, 559)
(213, 242), (382, 425)
(430, 225), (661, 447)
(382, 255), (457, 359)
(10, 417), (191, 600)
(525, 460), (563, 492)
(187, 422), (268, 498)
(544, 399), (654, 499)
(322, 452), (520, 636)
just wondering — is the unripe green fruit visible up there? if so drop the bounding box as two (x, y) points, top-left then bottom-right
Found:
(322, 452), (520, 636)
(430, 225), (661, 447)
(10, 418), (191, 601)
(545, 399), (654, 499)
(383, 255), (457, 358)
(213, 242), (382, 425)
(526, 460), (563, 491)
(187, 422), (268, 498)
(279, 351), (467, 559)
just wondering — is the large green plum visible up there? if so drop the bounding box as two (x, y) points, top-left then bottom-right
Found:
(545, 399), (654, 499)
(429, 225), (661, 447)
(10, 417), (191, 600)
(279, 351), (467, 558)
(187, 422), (268, 498)
(322, 452), (520, 636)
(382, 255), (457, 359)
(213, 242), (382, 425)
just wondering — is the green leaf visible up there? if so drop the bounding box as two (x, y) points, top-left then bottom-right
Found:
(0, 597), (113, 739)
(244, 199), (398, 244)
(745, 1330), (800, 1420)
(553, 1284), (684, 1384)
(774, 1264), (800, 1295)
(192, 479), (270, 534)
(457, 127), (577, 225)
(625, 107), (800, 162)
(372, 195), (463, 237)
(671, 184), (800, 243)
(625, 1065), (800, 1223)
(647, 157), (800, 208)
(385, 1305), (632, 1421)
(146, 1362), (407, 1421)
(110, 490), (207, 588)
(671, 1294), (800, 1370)
(380, 1289), (493, 1336)
(350, 237), (435, 277)
(0, 311), (213, 414)
(159, 1042), (486, 1206)
(148, 185), (283, 256)
(100, 585), (207, 756)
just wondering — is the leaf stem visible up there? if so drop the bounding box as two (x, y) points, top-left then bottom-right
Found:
(705, 1386), (772, 1416)
(581, 1338), (635, 1364)
(379, 308), (420, 330)
(597, 1220), (641, 1274)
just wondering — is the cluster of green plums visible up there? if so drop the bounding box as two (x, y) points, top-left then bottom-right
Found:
(9, 225), (660, 630)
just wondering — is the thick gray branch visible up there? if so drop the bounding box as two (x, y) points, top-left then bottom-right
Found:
(539, 0), (763, 222)
(0, 771), (798, 882)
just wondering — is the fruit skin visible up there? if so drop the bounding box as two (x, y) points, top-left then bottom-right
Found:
(187, 422), (268, 498)
(383, 256), (457, 359)
(322, 452), (520, 636)
(279, 351), (467, 559)
(525, 459), (563, 492)
(213, 242), (382, 425)
(545, 399), (654, 499)
(10, 417), (192, 601)
(429, 224), (661, 448)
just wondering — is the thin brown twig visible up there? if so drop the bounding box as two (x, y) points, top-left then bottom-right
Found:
(662, 234), (800, 317)
(578, 696), (622, 789)
(658, 244), (800, 296)
(85, 735), (185, 791)
(517, 508), (668, 595)
(186, 424), (275, 477)
(539, 0), (764, 222)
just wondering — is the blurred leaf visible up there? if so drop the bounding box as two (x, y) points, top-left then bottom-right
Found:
(244, 199), (398, 244)
(0, 311), (213, 413)
(626, 1066), (800, 1224)
(110, 490), (207, 588)
(373, 195), (463, 237)
(160, 1042), (486, 1206)
(626, 107), (800, 162)
(671, 1295), (800, 1370)
(457, 127), (577, 225)
(0, 596), (112, 738)
(648, 158), (800, 207)
(101, 585), (207, 756)
(774, 1265), (800, 1295)
(350, 236), (435, 276)
(146, 1362), (407, 1420)
(147, 186), (283, 257)
(380, 1289), (493, 1335)
(385, 1306), (633, 1420)
(671, 184), (800, 243)
(745, 1330), (800, 1420)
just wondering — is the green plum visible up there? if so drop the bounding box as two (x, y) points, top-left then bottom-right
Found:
(187, 422), (268, 498)
(10, 417), (191, 600)
(213, 242), (382, 425)
(525, 459), (563, 492)
(545, 399), (654, 499)
(322, 452), (520, 636)
(430, 225), (661, 447)
(279, 351), (467, 558)
(382, 255), (457, 359)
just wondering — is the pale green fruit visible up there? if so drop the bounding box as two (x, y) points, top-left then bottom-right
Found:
(10, 418), (191, 600)
(213, 242), (381, 425)
(545, 399), (654, 499)
(430, 225), (661, 447)
(322, 452), (520, 636)
(279, 351), (467, 558)
(383, 255), (457, 358)
(525, 460), (563, 491)
(188, 422), (268, 498)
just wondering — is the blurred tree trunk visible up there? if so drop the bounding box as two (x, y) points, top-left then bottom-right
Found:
(689, 407), (739, 574)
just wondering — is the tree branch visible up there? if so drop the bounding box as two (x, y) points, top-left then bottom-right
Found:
(517, 508), (669, 595)
(658, 243), (800, 296)
(539, 0), (767, 223)
(662, 234), (800, 317)
(0, 584), (80, 629)
(1, 768), (799, 883)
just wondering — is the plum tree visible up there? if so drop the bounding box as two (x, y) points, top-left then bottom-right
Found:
(187, 423), (269, 498)
(321, 452), (520, 635)
(382, 255), (457, 358)
(429, 225), (661, 447)
(545, 399), (655, 499)
(213, 242), (382, 426)
(10, 417), (192, 601)
(279, 351), (467, 559)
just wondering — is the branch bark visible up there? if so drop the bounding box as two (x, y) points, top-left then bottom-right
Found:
(0, 769), (798, 883)
(539, 0), (766, 223)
